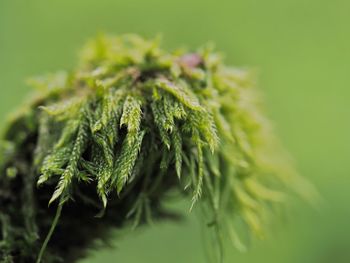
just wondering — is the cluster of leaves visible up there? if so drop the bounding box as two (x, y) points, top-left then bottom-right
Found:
(0, 35), (314, 263)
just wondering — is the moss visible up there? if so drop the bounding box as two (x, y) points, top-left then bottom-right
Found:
(0, 34), (313, 263)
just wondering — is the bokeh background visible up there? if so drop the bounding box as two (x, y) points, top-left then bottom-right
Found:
(0, 0), (349, 262)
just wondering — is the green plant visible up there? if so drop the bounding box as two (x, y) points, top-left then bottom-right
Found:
(0, 34), (314, 263)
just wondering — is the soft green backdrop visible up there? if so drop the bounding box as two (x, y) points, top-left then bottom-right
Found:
(1, 0), (349, 262)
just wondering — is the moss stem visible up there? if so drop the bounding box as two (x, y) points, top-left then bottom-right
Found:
(36, 200), (64, 263)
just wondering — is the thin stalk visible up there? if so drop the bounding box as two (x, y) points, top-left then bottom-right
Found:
(36, 200), (64, 263)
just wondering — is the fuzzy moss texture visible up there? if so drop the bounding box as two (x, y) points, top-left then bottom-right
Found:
(0, 35), (311, 263)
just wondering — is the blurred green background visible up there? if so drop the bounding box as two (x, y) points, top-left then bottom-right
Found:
(0, 0), (349, 262)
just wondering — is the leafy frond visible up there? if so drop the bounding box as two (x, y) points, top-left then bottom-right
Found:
(38, 146), (72, 185)
(190, 131), (205, 210)
(154, 79), (202, 111)
(120, 95), (142, 144)
(49, 113), (89, 204)
(151, 100), (171, 148)
(113, 130), (145, 193)
(40, 97), (84, 121)
(171, 126), (182, 179)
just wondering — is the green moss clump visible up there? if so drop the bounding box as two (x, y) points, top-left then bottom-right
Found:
(0, 35), (314, 263)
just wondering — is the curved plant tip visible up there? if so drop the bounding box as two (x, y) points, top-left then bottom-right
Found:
(0, 34), (318, 263)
